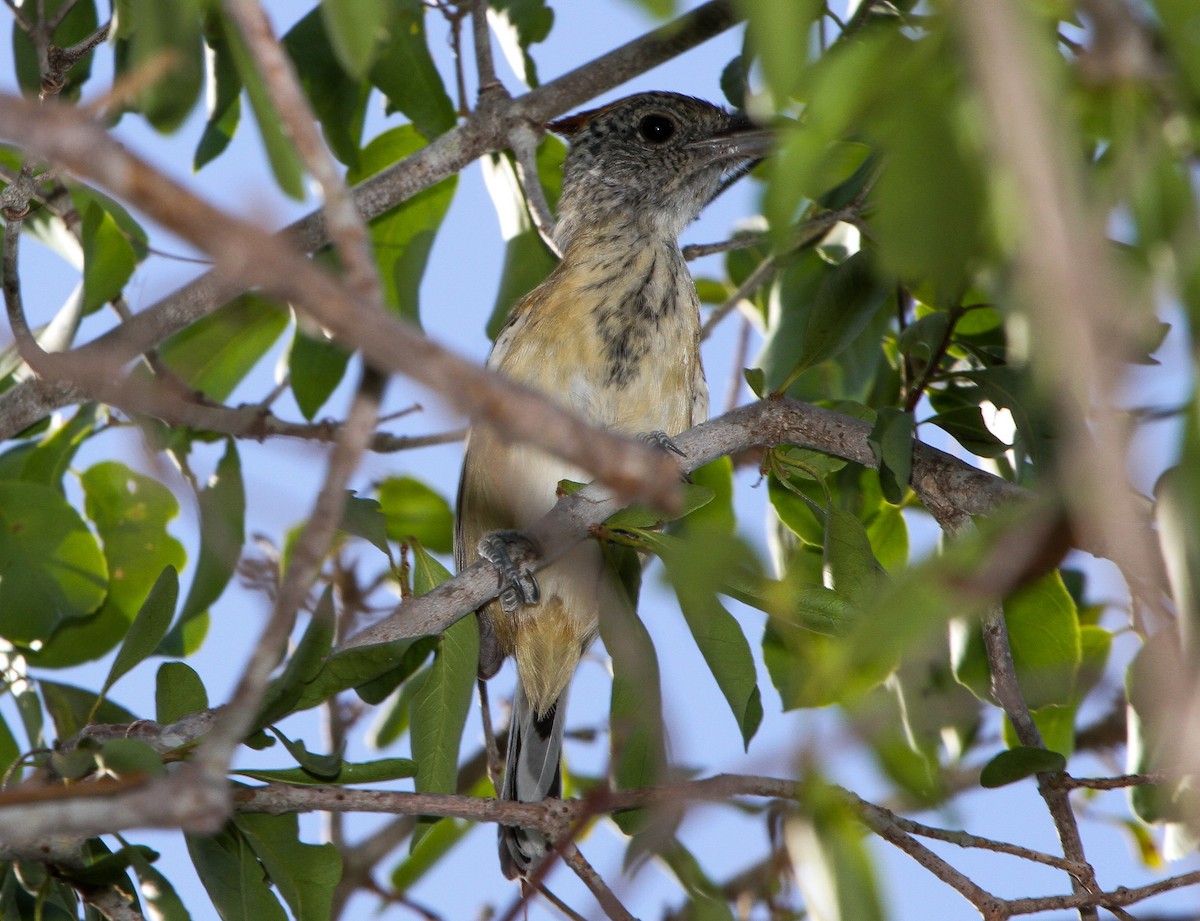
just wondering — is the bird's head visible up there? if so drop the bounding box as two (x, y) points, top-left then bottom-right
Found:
(547, 92), (771, 249)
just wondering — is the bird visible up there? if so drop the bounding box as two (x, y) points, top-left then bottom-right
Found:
(454, 91), (770, 878)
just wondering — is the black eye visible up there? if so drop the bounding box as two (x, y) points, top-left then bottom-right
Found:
(638, 114), (676, 144)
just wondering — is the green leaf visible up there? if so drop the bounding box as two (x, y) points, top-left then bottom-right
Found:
(17, 404), (99, 490)
(788, 771), (886, 921)
(289, 327), (351, 420)
(346, 127), (458, 323)
(80, 201), (138, 314)
(378, 476), (454, 553)
(12, 0), (99, 101)
(186, 825), (288, 921)
(156, 294), (288, 403)
(128, 848), (191, 921)
(0, 711), (19, 778)
(926, 405), (1011, 458)
(600, 552), (667, 833)
(741, 0), (821, 103)
(256, 587), (336, 728)
(114, 0), (205, 132)
(236, 812), (341, 921)
(651, 531), (763, 750)
(744, 367), (766, 397)
(266, 726), (343, 780)
(411, 541), (453, 597)
(233, 757), (416, 786)
(481, 143), (564, 337)
(161, 441), (245, 656)
(410, 613), (479, 840)
(283, 9), (368, 168)
(0, 481), (108, 645)
(58, 843), (159, 886)
(293, 639), (417, 711)
(979, 746), (1066, 788)
(320, 0), (386, 78)
(867, 407), (914, 505)
(218, 8), (307, 198)
(40, 680), (137, 738)
(659, 840), (735, 921)
(30, 462), (184, 669)
(97, 738), (165, 778)
(606, 483), (715, 530)
(195, 18), (242, 170)
(823, 506), (884, 605)
(368, 0), (456, 139)
(356, 635), (437, 706)
(98, 566), (178, 700)
(339, 491), (395, 564)
(390, 814), (474, 892)
(1002, 572), (1082, 710)
(488, 0), (554, 87)
(156, 660), (208, 724)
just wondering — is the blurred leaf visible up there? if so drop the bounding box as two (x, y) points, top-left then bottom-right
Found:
(161, 441), (245, 655)
(79, 201), (138, 314)
(156, 660), (208, 724)
(40, 680), (137, 738)
(12, 0), (99, 101)
(195, 17), (242, 169)
(649, 531), (763, 749)
(339, 491), (395, 564)
(186, 825), (288, 921)
(608, 483), (715, 530)
(218, 8), (307, 198)
(156, 294), (288, 403)
(980, 746), (1066, 788)
(18, 403), (99, 490)
(369, 0), (456, 138)
(97, 738), (165, 778)
(289, 327), (351, 420)
(97, 566), (178, 702)
(1126, 630), (1184, 823)
(600, 553), (667, 834)
(114, 0), (204, 132)
(257, 587), (336, 728)
(926, 405), (1011, 458)
(378, 476), (454, 553)
(742, 0), (821, 103)
(320, 0), (386, 78)
(236, 812), (341, 921)
(128, 848), (191, 921)
(481, 148), (563, 337)
(0, 712), (18, 778)
(488, 0), (554, 87)
(410, 570), (478, 842)
(787, 771), (886, 921)
(29, 462), (184, 669)
(390, 814), (474, 892)
(0, 481), (107, 645)
(347, 126), (457, 323)
(58, 843), (158, 886)
(660, 840), (735, 921)
(234, 757), (416, 786)
(867, 407), (913, 505)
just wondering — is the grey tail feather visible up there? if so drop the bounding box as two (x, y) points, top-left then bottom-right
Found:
(498, 682), (566, 879)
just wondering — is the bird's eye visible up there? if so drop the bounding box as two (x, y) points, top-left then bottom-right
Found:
(638, 114), (676, 144)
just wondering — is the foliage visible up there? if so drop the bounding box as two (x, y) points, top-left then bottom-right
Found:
(1, 1), (1199, 920)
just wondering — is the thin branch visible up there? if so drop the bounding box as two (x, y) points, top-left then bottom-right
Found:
(0, 0), (742, 439)
(472, 0), (500, 92)
(1060, 772), (1168, 791)
(0, 91), (684, 513)
(1004, 870), (1200, 917)
(560, 843), (637, 921)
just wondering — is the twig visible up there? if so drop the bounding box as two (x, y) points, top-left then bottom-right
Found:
(472, 0), (500, 92)
(1004, 870), (1200, 917)
(560, 843), (638, 921)
(1059, 772), (1168, 791)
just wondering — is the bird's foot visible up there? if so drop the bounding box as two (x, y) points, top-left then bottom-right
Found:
(638, 430), (691, 482)
(478, 530), (541, 615)
(638, 430), (686, 457)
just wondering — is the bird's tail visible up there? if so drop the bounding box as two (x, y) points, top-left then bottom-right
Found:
(499, 681), (566, 879)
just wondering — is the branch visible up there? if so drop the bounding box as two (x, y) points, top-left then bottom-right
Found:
(0, 92), (684, 512)
(344, 396), (1035, 648)
(0, 1), (742, 438)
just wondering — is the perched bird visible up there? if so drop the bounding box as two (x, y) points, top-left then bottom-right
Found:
(454, 91), (770, 878)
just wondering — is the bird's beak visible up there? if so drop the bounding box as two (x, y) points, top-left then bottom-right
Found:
(686, 126), (774, 163)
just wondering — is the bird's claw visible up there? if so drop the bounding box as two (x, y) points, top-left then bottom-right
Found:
(638, 430), (686, 457)
(638, 430), (692, 482)
(478, 530), (541, 615)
